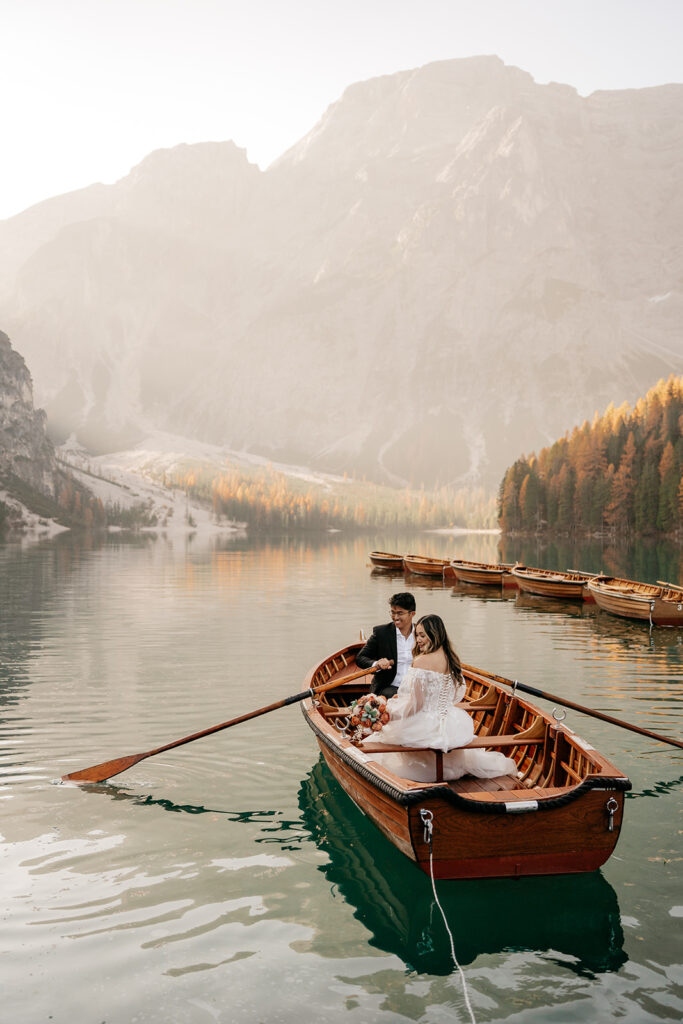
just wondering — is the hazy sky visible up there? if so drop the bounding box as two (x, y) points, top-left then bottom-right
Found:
(3, 0), (681, 220)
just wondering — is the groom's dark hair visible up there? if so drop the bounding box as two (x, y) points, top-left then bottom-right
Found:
(389, 592), (416, 612)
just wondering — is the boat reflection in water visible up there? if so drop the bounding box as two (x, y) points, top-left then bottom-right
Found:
(514, 591), (592, 619)
(451, 582), (517, 604)
(298, 758), (627, 977)
(369, 567), (405, 582)
(402, 572), (448, 591)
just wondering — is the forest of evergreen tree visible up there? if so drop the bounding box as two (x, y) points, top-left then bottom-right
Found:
(497, 375), (683, 537)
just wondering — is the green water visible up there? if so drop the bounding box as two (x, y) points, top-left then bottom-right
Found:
(1, 530), (681, 1023)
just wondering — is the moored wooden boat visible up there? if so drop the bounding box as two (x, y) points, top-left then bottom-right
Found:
(402, 554), (450, 577)
(369, 551), (404, 569)
(512, 565), (596, 602)
(587, 576), (683, 627)
(450, 559), (517, 588)
(301, 644), (630, 880)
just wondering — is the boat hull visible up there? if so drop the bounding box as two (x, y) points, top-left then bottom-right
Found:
(317, 738), (624, 879)
(514, 574), (590, 601)
(369, 552), (404, 569)
(588, 581), (683, 626)
(450, 561), (516, 587)
(402, 555), (448, 577)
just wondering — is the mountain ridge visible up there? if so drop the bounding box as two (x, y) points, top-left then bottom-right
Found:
(1, 55), (681, 487)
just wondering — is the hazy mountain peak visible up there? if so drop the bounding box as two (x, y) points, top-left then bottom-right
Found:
(127, 139), (255, 173)
(276, 55), (536, 171)
(1, 57), (682, 487)
(112, 140), (260, 240)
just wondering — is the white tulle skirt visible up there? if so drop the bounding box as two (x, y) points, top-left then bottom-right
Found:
(372, 746), (517, 783)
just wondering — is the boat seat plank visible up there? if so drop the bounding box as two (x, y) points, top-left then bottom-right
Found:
(452, 775), (522, 794)
(466, 734), (543, 748)
(354, 732), (543, 755)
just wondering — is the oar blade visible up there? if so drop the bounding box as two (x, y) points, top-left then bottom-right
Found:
(62, 751), (147, 784)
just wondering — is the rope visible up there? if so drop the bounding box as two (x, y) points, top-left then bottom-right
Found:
(420, 809), (476, 1024)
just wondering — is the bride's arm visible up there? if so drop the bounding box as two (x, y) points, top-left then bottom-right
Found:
(388, 667), (426, 718)
(452, 676), (467, 703)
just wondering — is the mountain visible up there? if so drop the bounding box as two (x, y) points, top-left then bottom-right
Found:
(1, 56), (681, 488)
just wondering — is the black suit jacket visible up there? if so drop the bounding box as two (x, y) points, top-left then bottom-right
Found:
(356, 622), (403, 695)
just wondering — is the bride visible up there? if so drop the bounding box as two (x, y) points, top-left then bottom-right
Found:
(368, 614), (517, 783)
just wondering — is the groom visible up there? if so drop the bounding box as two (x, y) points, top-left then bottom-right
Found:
(356, 592), (417, 698)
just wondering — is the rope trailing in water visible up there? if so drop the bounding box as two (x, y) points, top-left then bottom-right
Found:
(419, 809), (476, 1024)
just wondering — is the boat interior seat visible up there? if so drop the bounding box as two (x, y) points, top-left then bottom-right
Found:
(451, 774), (523, 794)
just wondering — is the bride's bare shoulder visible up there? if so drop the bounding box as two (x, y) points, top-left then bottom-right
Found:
(413, 652), (448, 672)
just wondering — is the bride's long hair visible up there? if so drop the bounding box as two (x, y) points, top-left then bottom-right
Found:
(414, 614), (462, 681)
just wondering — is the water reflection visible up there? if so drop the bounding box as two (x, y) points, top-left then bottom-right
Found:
(2, 529), (681, 1023)
(450, 582), (516, 604)
(369, 568), (405, 582)
(498, 536), (683, 589)
(402, 572), (448, 591)
(628, 775), (683, 800)
(79, 761), (628, 979)
(297, 759), (627, 977)
(588, 609), (683, 670)
(514, 592), (591, 618)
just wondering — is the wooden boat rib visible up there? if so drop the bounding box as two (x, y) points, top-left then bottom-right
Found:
(369, 551), (404, 569)
(403, 554), (449, 577)
(587, 576), (683, 627)
(449, 559), (517, 587)
(301, 644), (630, 879)
(512, 564), (596, 602)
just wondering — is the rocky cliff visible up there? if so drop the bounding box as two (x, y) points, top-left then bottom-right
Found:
(0, 329), (57, 496)
(0, 57), (681, 488)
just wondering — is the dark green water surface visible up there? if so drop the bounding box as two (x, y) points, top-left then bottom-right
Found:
(1, 530), (681, 1023)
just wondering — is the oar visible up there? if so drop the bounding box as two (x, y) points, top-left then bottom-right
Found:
(656, 579), (683, 592)
(62, 665), (376, 784)
(463, 663), (683, 750)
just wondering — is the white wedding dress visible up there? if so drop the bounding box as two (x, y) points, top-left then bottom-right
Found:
(370, 666), (517, 783)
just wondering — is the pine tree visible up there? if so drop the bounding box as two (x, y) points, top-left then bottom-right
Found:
(657, 441), (679, 532)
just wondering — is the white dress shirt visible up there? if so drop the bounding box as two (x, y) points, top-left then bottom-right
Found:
(392, 627), (414, 689)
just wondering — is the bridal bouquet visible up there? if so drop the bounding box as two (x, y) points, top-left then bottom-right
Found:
(346, 693), (390, 746)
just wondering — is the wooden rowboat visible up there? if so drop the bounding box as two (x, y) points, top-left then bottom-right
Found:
(301, 644), (630, 880)
(587, 576), (683, 627)
(512, 565), (596, 602)
(368, 551), (404, 569)
(449, 559), (517, 588)
(402, 554), (450, 577)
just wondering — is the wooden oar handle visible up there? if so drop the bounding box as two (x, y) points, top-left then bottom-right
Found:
(656, 580), (683, 591)
(147, 665), (376, 755)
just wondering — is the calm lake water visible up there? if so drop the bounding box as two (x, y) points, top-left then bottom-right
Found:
(1, 529), (682, 1024)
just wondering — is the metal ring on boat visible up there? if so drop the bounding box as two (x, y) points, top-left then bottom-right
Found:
(552, 708), (566, 723)
(419, 807), (434, 843)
